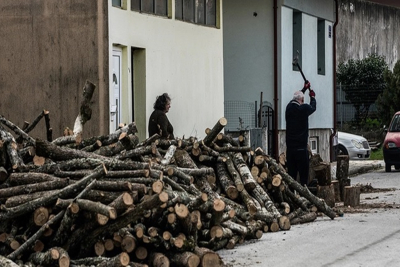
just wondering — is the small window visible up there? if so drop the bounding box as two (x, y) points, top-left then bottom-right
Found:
(309, 136), (319, 154)
(113, 0), (122, 7)
(176, 0), (217, 27)
(317, 19), (326, 75)
(206, 0), (216, 26)
(292, 10), (302, 71)
(130, 0), (168, 17)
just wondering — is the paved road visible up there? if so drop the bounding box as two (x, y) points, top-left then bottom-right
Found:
(218, 165), (400, 267)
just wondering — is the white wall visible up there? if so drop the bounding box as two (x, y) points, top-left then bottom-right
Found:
(279, 6), (334, 131)
(108, 1), (224, 140)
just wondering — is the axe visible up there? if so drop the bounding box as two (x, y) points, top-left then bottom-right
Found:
(292, 50), (310, 93)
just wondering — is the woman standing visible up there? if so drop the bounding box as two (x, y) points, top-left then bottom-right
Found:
(148, 93), (174, 139)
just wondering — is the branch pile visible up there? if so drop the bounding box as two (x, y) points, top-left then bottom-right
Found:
(0, 83), (337, 267)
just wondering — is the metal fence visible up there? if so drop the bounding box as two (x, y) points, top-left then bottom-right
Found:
(336, 84), (380, 131)
(224, 101), (257, 132)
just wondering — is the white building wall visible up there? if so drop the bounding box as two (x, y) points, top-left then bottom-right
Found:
(108, 1), (224, 140)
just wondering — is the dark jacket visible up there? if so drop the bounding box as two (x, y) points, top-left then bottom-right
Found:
(148, 109), (174, 139)
(285, 97), (316, 149)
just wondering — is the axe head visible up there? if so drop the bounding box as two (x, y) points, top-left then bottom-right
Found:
(292, 50), (300, 66)
(292, 57), (298, 66)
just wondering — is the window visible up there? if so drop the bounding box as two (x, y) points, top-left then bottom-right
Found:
(113, 0), (122, 7)
(309, 136), (319, 154)
(131, 0), (168, 17)
(176, 0), (216, 27)
(292, 10), (302, 71)
(317, 19), (326, 75)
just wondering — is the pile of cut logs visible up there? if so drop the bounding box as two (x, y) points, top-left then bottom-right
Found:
(0, 81), (337, 267)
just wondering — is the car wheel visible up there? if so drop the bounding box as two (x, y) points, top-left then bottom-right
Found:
(385, 163), (391, 172)
(338, 144), (348, 156)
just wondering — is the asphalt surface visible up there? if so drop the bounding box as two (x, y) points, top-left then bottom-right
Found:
(218, 160), (400, 267)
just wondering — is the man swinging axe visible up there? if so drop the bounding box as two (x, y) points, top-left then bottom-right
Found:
(285, 54), (317, 186)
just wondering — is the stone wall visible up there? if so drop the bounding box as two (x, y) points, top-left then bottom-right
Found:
(337, 0), (400, 70)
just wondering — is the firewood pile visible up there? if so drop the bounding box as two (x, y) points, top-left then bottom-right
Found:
(0, 81), (337, 267)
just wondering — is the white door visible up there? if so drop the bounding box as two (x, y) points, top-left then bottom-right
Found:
(111, 49), (122, 132)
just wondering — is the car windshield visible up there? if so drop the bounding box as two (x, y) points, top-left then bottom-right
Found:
(389, 114), (400, 132)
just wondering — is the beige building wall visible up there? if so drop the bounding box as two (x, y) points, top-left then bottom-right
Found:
(108, 1), (225, 141)
(0, 0), (109, 140)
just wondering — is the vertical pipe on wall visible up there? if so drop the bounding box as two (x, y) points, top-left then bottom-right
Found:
(330, 0), (339, 162)
(273, 0), (279, 160)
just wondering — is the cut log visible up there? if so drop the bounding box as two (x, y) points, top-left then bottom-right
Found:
(202, 117), (228, 147)
(317, 184), (335, 207)
(331, 180), (341, 202)
(290, 211), (317, 225)
(193, 246), (223, 267)
(150, 252), (170, 267)
(231, 152), (257, 192)
(224, 155), (244, 192)
(336, 155), (349, 200)
(343, 186), (361, 207)
(169, 251), (200, 267)
(312, 162), (332, 186)
(216, 162), (238, 200)
(0, 255), (19, 267)
(97, 252), (130, 267)
(264, 155), (336, 219)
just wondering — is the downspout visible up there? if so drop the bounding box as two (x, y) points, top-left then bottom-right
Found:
(330, 0), (339, 162)
(273, 0), (279, 160)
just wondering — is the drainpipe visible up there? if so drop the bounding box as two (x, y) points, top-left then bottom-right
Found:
(330, 0), (339, 162)
(273, 0), (279, 160)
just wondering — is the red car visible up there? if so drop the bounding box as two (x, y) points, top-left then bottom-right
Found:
(383, 111), (400, 172)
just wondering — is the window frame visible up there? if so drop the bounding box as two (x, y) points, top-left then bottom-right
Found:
(175, 0), (217, 27)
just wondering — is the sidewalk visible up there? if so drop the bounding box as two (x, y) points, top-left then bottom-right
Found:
(330, 159), (384, 178)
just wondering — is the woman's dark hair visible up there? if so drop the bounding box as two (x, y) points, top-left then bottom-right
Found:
(153, 93), (171, 110)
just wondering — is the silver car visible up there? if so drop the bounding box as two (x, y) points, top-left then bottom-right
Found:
(338, 131), (371, 160)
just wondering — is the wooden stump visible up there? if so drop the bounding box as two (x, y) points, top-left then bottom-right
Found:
(336, 155), (349, 200)
(313, 162), (332, 186)
(331, 180), (341, 202)
(343, 186), (360, 207)
(317, 184), (335, 207)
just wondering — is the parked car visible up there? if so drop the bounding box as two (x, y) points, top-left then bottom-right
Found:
(337, 131), (371, 160)
(383, 111), (400, 172)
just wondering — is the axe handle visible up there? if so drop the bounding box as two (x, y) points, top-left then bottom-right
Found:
(295, 62), (307, 82)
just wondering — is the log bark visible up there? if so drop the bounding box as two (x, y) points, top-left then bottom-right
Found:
(174, 149), (198, 169)
(216, 162), (238, 200)
(231, 152), (257, 192)
(0, 179), (70, 199)
(97, 252), (130, 267)
(0, 255), (19, 267)
(290, 211), (318, 225)
(35, 138), (109, 161)
(223, 155), (244, 192)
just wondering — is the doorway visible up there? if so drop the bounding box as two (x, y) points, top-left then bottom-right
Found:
(111, 48), (122, 132)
